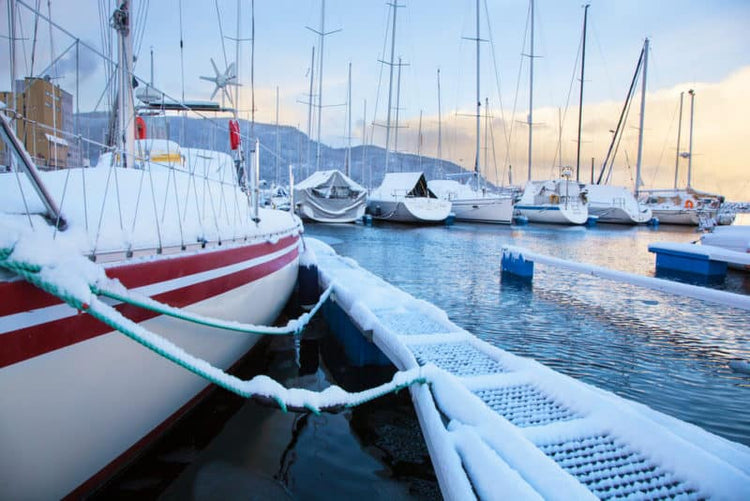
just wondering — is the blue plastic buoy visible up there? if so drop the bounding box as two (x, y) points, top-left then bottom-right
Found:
(444, 213), (456, 226)
(501, 251), (534, 279)
(513, 214), (529, 226)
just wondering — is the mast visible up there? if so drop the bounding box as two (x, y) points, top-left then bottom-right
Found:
(346, 61), (352, 176)
(673, 91), (684, 189)
(361, 99), (367, 186)
(474, 0), (481, 190)
(634, 37), (649, 197)
(437, 68), (443, 175)
(596, 44), (644, 185)
(306, 45), (315, 175)
(394, 56), (403, 171)
(306, 0), (340, 172)
(275, 86), (280, 184)
(8, 0), (17, 120)
(315, 0), (325, 170)
(687, 88), (695, 189)
(384, 0), (400, 172)
(251, 0), (255, 141)
(576, 4), (590, 182)
(527, 0), (535, 182)
(112, 0), (135, 168)
(417, 109), (423, 170)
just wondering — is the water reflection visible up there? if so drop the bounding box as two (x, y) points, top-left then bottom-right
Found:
(307, 221), (750, 446)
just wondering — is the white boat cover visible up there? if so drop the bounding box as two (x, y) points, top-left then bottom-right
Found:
(370, 172), (438, 200)
(294, 169), (367, 222)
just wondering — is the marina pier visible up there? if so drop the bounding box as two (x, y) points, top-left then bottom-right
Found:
(307, 238), (750, 500)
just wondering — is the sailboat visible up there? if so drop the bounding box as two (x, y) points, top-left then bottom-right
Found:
(0, 2), (301, 498)
(428, 0), (513, 224)
(512, 0), (589, 225)
(640, 89), (729, 226)
(578, 6), (652, 225)
(366, 0), (451, 224)
(294, 1), (367, 223)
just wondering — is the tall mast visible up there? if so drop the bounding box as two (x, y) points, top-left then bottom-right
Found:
(634, 37), (649, 197)
(346, 61), (352, 176)
(306, 45), (315, 175)
(687, 89), (695, 189)
(576, 4), (590, 182)
(275, 86), (280, 184)
(474, 0), (481, 189)
(437, 68), (443, 172)
(527, 0), (535, 182)
(8, 0), (17, 121)
(417, 109), (423, 170)
(384, 0), (400, 172)
(673, 91), (684, 189)
(250, 0), (255, 141)
(361, 99), (367, 185)
(307, 0), (340, 171)
(315, 0), (325, 171)
(112, 0), (135, 168)
(394, 56), (403, 170)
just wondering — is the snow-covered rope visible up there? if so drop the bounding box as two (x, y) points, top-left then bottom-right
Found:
(0, 239), (427, 413)
(93, 281), (333, 336)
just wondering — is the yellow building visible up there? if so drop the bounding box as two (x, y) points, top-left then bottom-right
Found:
(1, 77), (72, 169)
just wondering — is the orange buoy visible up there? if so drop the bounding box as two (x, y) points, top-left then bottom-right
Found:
(684, 199), (694, 209)
(135, 116), (147, 140)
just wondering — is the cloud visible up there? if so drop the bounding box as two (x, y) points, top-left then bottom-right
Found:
(388, 66), (750, 201)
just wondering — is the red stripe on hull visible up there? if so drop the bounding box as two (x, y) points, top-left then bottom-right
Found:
(0, 244), (298, 368)
(0, 236), (298, 318)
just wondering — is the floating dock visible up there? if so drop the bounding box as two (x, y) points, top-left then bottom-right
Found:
(307, 238), (750, 500)
(649, 242), (750, 278)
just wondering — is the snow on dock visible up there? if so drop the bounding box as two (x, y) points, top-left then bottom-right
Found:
(306, 238), (750, 500)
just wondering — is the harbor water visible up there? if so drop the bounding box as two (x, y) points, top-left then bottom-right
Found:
(97, 221), (750, 498)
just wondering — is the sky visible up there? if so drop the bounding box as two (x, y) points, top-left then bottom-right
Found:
(3, 0), (750, 200)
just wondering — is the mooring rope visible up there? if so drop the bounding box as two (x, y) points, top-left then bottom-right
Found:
(0, 240), (427, 414)
(93, 281), (334, 336)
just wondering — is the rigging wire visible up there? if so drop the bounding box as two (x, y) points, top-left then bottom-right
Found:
(552, 29), (583, 174)
(503, 0), (531, 178)
(482, 0), (511, 169)
(214, 0), (229, 71)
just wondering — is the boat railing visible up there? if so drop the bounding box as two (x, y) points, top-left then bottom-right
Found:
(0, 111), (67, 229)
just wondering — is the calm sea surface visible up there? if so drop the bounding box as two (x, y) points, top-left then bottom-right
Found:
(97, 219), (750, 499)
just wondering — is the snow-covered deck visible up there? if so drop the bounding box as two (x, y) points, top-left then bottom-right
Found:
(307, 238), (750, 500)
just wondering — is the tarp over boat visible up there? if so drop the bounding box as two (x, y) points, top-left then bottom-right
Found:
(294, 169), (367, 223)
(370, 172), (438, 200)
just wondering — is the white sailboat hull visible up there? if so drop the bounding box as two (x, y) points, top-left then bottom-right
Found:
(0, 245), (299, 499)
(588, 204), (652, 224)
(297, 197), (367, 223)
(367, 197), (452, 223)
(450, 196), (514, 224)
(651, 208), (715, 225)
(515, 203), (589, 225)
